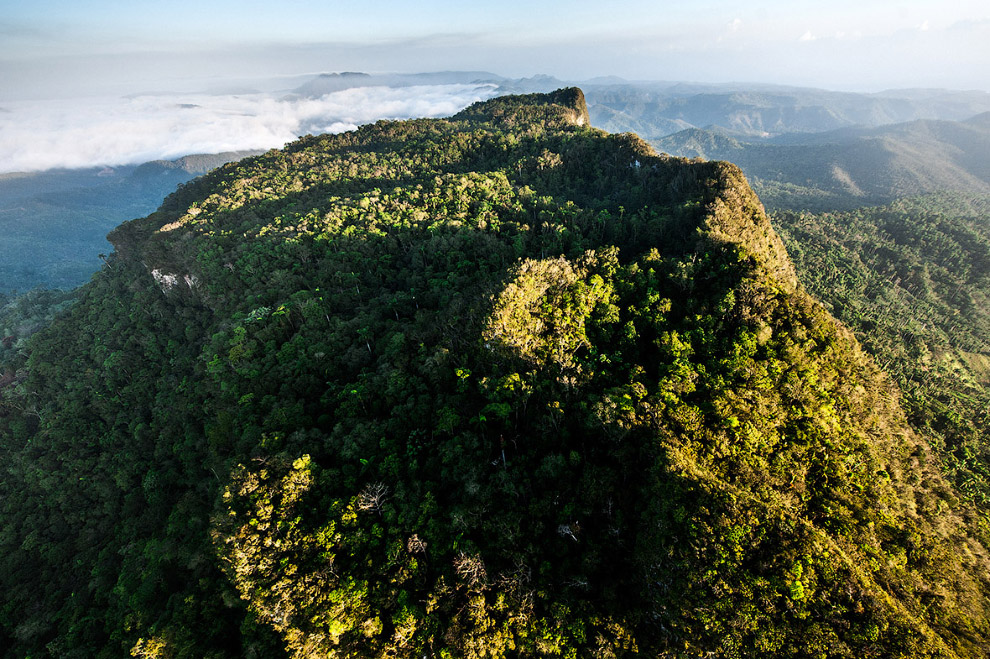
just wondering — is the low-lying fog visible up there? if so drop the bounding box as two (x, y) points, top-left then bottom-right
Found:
(0, 80), (498, 173)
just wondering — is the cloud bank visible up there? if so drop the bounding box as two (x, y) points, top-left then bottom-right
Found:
(0, 83), (498, 173)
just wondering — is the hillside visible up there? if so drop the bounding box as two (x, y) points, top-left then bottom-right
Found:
(654, 116), (990, 210)
(772, 193), (990, 504)
(0, 151), (260, 292)
(2, 89), (990, 658)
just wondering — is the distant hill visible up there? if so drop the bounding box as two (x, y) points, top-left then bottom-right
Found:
(585, 86), (990, 140)
(654, 115), (990, 209)
(0, 151), (260, 292)
(292, 71), (506, 97)
(132, 150), (264, 177)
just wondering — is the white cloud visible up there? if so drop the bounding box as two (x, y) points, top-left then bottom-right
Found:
(799, 30), (817, 42)
(0, 83), (498, 173)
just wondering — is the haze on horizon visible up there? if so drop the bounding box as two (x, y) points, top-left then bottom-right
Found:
(5, 0), (989, 96)
(1, 0), (988, 172)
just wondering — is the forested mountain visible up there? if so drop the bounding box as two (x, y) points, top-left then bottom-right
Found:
(0, 151), (260, 292)
(645, 97), (990, 557)
(650, 112), (990, 520)
(654, 115), (990, 210)
(2, 89), (990, 658)
(6, 74), (989, 295)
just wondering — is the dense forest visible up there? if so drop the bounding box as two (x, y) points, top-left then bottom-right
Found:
(0, 151), (260, 293)
(773, 193), (990, 506)
(2, 89), (990, 658)
(651, 109), (990, 514)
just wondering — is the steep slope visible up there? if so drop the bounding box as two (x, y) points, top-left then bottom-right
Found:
(1, 89), (989, 658)
(0, 151), (261, 292)
(773, 193), (990, 504)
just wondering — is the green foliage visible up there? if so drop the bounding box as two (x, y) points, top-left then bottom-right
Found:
(0, 152), (257, 293)
(774, 193), (990, 509)
(1, 90), (989, 659)
(653, 115), (990, 212)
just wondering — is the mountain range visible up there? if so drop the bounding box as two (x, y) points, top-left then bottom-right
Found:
(4, 73), (990, 293)
(654, 113), (990, 209)
(2, 89), (990, 658)
(583, 84), (990, 140)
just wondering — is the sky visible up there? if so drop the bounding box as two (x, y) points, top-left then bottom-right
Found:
(1, 0), (988, 172)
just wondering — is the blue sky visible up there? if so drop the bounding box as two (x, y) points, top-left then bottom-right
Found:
(2, 0), (989, 95)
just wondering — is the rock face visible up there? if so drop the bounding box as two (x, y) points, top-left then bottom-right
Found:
(2, 89), (990, 659)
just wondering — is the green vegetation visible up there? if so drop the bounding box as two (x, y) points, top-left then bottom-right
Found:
(653, 115), (990, 212)
(653, 109), (990, 513)
(774, 193), (990, 507)
(0, 151), (258, 293)
(0, 288), (76, 347)
(2, 89), (990, 658)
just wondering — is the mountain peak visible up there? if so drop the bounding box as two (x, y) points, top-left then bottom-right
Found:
(454, 86), (591, 128)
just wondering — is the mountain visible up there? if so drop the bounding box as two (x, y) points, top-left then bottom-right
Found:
(2, 89), (990, 658)
(584, 85), (990, 140)
(0, 150), (261, 292)
(654, 115), (990, 210)
(131, 151), (267, 178)
(288, 73), (990, 141)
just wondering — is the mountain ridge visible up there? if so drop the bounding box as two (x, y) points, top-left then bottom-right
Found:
(2, 88), (990, 658)
(0, 150), (263, 293)
(654, 114), (990, 208)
